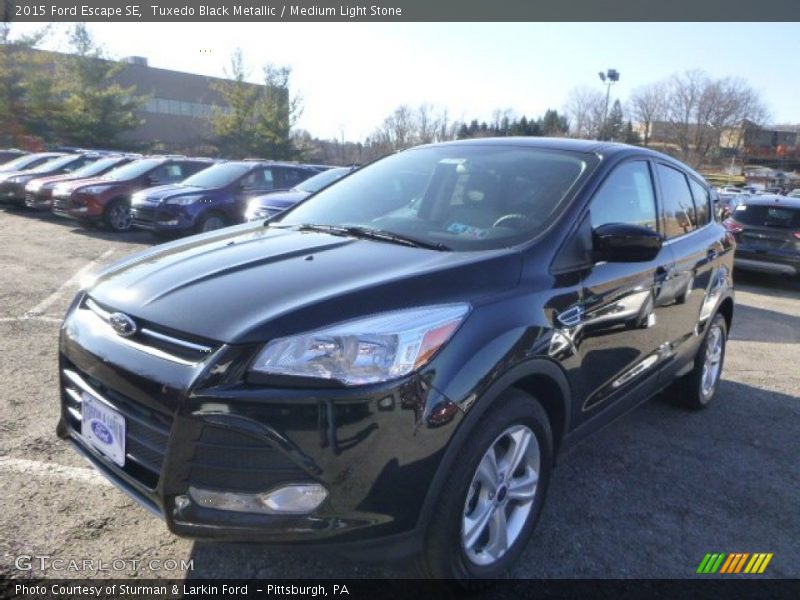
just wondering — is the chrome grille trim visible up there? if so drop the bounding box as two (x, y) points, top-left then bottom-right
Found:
(139, 327), (213, 354)
(83, 298), (214, 365)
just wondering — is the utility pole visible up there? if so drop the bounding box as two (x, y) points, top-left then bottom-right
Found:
(598, 69), (620, 140)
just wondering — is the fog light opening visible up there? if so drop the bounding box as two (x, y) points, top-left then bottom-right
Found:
(188, 484), (328, 515)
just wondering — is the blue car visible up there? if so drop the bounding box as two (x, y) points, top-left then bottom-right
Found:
(245, 166), (354, 221)
(131, 160), (320, 235)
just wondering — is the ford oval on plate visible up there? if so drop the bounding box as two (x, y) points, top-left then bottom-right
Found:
(81, 393), (126, 467)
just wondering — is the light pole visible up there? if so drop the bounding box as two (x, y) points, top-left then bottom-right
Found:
(598, 69), (620, 140)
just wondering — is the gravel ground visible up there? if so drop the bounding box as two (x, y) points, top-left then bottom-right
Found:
(0, 208), (797, 580)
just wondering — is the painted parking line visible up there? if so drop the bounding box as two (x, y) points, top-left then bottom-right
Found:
(24, 249), (115, 318)
(0, 316), (64, 323)
(0, 456), (110, 486)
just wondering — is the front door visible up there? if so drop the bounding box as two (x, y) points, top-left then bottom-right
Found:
(570, 159), (675, 425)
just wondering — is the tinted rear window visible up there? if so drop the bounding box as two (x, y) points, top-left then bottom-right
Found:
(733, 204), (800, 228)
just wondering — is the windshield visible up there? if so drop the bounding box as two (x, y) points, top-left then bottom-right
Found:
(68, 156), (124, 178)
(101, 158), (162, 181)
(180, 162), (252, 188)
(27, 154), (82, 173)
(278, 145), (592, 251)
(0, 154), (58, 172)
(296, 167), (351, 193)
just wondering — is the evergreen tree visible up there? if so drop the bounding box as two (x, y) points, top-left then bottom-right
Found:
(0, 24), (52, 146)
(539, 109), (569, 136)
(212, 51), (303, 159)
(601, 99), (625, 142)
(52, 24), (146, 148)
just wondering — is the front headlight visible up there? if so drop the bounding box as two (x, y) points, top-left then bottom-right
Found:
(26, 180), (43, 192)
(250, 304), (470, 385)
(245, 199), (262, 220)
(53, 183), (71, 196)
(131, 191), (148, 205)
(8, 175), (31, 184)
(165, 195), (202, 205)
(82, 185), (111, 194)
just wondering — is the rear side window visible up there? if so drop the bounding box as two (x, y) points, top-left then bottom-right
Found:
(181, 162), (211, 177)
(688, 179), (712, 226)
(281, 168), (308, 188)
(657, 164), (697, 238)
(590, 161), (657, 231)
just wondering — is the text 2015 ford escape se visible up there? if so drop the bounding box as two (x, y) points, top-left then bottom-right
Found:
(57, 138), (734, 581)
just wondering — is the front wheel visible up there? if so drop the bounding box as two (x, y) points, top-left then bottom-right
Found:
(196, 212), (228, 233)
(103, 198), (133, 232)
(415, 388), (553, 583)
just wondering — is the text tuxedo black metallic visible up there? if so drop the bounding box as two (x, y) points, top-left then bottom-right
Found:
(57, 139), (734, 581)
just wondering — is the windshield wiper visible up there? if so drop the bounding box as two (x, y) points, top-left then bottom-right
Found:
(297, 224), (450, 251)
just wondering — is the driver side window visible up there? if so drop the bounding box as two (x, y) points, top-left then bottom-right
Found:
(590, 161), (657, 231)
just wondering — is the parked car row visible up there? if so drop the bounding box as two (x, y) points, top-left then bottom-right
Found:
(0, 148), (349, 235)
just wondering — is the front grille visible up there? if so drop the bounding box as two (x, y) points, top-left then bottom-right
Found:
(52, 196), (70, 210)
(83, 297), (217, 365)
(131, 206), (156, 227)
(187, 423), (307, 493)
(62, 365), (172, 489)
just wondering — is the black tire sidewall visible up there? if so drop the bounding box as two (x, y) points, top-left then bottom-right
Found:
(422, 389), (553, 581)
(197, 211), (227, 233)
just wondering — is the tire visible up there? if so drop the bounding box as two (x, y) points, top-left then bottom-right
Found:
(196, 212), (228, 233)
(415, 388), (553, 583)
(672, 313), (728, 410)
(103, 198), (133, 232)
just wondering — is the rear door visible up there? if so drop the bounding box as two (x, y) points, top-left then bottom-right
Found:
(653, 163), (723, 365)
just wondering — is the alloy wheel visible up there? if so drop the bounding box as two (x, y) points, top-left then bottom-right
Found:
(701, 324), (724, 397)
(462, 424), (540, 566)
(109, 204), (132, 231)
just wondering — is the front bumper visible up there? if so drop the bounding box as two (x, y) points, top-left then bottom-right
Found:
(25, 190), (54, 210)
(131, 204), (195, 231)
(57, 301), (458, 547)
(51, 193), (99, 221)
(0, 182), (25, 205)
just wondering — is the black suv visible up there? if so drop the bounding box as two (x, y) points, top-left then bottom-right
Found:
(724, 195), (800, 278)
(57, 139), (734, 581)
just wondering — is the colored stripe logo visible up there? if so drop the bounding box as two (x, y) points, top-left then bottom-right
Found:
(697, 553), (773, 574)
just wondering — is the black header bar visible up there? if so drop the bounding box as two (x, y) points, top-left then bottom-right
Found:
(4, 0), (800, 22)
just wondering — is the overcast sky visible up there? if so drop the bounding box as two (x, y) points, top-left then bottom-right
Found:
(13, 22), (800, 140)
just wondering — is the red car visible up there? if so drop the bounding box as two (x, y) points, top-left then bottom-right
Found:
(51, 156), (214, 232)
(25, 155), (139, 211)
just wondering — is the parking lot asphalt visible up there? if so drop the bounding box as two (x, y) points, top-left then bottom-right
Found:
(0, 208), (798, 580)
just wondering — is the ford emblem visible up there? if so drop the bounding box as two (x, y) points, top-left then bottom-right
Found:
(109, 312), (137, 338)
(91, 420), (114, 445)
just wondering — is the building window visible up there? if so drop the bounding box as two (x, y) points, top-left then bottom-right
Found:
(141, 97), (228, 118)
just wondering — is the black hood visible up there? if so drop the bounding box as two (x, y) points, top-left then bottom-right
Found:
(87, 223), (522, 344)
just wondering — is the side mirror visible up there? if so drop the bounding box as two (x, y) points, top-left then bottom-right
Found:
(146, 175), (161, 186)
(593, 223), (662, 263)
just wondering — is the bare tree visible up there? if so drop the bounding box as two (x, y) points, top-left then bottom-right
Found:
(664, 70), (709, 161)
(628, 82), (665, 146)
(564, 86), (606, 139)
